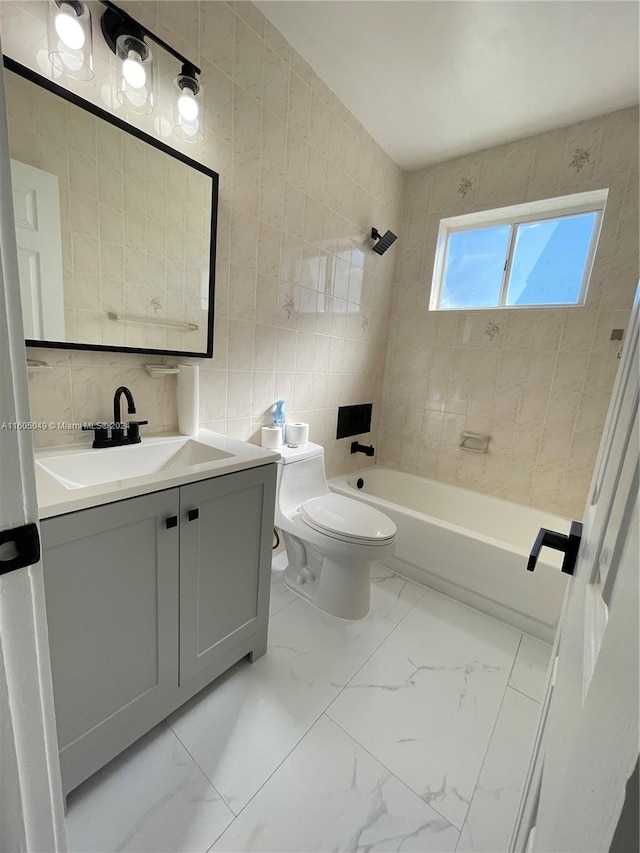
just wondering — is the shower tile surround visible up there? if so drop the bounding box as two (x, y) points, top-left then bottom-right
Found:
(1, 2), (637, 502)
(1, 0), (403, 473)
(381, 107), (639, 518)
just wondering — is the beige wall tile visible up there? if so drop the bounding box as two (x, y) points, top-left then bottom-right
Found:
(380, 107), (638, 518)
(6, 2), (636, 516)
(234, 18), (264, 101)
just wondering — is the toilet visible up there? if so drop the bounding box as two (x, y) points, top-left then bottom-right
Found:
(274, 442), (397, 620)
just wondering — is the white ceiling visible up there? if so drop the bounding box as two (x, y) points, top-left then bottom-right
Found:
(256, 1), (640, 170)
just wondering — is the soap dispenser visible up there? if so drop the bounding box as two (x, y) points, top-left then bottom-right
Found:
(273, 399), (286, 441)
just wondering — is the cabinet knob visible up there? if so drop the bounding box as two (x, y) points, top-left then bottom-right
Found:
(166, 516), (178, 529)
(187, 509), (199, 522)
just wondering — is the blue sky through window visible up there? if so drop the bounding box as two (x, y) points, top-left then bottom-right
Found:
(437, 208), (599, 309)
(507, 212), (597, 305)
(441, 225), (509, 308)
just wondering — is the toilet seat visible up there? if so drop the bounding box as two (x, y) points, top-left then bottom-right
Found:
(300, 493), (396, 545)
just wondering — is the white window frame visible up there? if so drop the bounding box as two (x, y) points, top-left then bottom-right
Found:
(429, 189), (609, 311)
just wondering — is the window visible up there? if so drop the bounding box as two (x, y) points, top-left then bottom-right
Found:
(430, 189), (607, 311)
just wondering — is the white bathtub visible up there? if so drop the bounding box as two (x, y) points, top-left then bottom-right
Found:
(330, 467), (570, 642)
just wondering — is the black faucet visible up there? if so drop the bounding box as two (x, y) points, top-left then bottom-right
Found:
(351, 441), (375, 457)
(83, 386), (148, 448)
(113, 386), (136, 440)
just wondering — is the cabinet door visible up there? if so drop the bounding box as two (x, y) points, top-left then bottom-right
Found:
(179, 464), (276, 684)
(40, 489), (179, 793)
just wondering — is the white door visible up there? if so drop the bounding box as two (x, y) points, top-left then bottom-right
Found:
(10, 158), (65, 341)
(511, 285), (639, 852)
(0, 51), (67, 853)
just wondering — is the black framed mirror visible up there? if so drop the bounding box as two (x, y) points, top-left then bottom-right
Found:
(3, 56), (218, 358)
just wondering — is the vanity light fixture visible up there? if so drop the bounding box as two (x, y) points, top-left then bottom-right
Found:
(48, 0), (205, 140)
(47, 0), (94, 81)
(99, 1), (203, 139)
(101, 5), (155, 114)
(174, 64), (204, 142)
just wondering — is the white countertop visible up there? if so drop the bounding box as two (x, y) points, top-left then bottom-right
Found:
(36, 430), (281, 519)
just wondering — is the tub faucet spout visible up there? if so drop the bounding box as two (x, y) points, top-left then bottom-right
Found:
(351, 441), (374, 457)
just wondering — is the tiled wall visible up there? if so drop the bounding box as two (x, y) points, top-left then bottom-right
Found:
(6, 70), (211, 351)
(380, 107), (639, 518)
(1, 0), (403, 474)
(2, 1), (637, 510)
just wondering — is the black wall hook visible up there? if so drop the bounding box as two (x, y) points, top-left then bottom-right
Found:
(527, 521), (583, 575)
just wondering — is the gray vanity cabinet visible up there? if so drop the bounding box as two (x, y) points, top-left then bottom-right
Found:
(179, 465), (275, 683)
(40, 488), (180, 795)
(40, 462), (276, 797)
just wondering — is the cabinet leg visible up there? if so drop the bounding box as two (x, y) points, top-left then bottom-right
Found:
(249, 632), (267, 663)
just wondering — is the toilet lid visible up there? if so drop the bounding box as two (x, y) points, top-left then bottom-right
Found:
(300, 493), (396, 544)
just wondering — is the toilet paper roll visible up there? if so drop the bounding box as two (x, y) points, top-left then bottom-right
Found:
(285, 422), (309, 447)
(261, 426), (283, 449)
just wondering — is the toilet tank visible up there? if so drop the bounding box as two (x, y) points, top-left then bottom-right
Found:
(276, 442), (330, 518)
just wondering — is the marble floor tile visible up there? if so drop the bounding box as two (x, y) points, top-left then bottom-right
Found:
(371, 564), (426, 623)
(508, 634), (552, 702)
(64, 577), (541, 853)
(269, 568), (296, 616)
(456, 687), (541, 852)
(65, 724), (234, 853)
(169, 598), (395, 813)
(210, 715), (460, 853)
(327, 590), (522, 830)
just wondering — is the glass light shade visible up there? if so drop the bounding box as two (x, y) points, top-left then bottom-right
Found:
(173, 75), (204, 143)
(47, 0), (93, 81)
(115, 34), (154, 114)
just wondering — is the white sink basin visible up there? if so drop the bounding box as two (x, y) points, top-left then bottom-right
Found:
(37, 437), (234, 490)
